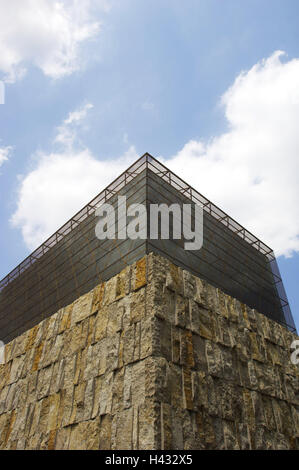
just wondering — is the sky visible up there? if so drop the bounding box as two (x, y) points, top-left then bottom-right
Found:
(0, 0), (298, 329)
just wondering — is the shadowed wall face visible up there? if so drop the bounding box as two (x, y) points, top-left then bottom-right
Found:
(0, 254), (298, 450)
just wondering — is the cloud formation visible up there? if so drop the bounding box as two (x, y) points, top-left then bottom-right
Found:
(0, 0), (106, 82)
(166, 51), (299, 257)
(0, 146), (12, 168)
(11, 104), (137, 250)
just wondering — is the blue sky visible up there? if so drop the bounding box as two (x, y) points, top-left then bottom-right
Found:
(0, 0), (299, 329)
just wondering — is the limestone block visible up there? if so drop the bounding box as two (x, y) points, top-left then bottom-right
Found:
(69, 418), (101, 450)
(132, 257), (147, 291)
(70, 291), (93, 327)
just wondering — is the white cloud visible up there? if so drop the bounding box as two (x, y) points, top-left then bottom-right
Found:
(0, 0), (108, 82)
(55, 102), (94, 149)
(11, 104), (137, 250)
(0, 146), (12, 168)
(165, 51), (299, 257)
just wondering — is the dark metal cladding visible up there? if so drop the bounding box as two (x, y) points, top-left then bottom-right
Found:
(0, 154), (296, 342)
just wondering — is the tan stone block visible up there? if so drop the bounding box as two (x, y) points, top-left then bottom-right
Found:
(133, 257), (147, 291)
(112, 407), (133, 450)
(215, 315), (232, 348)
(5, 382), (17, 412)
(41, 333), (63, 368)
(116, 266), (131, 299)
(38, 395), (51, 435)
(261, 394), (276, 431)
(147, 252), (168, 286)
(4, 342), (13, 363)
(161, 402), (172, 450)
(169, 408), (184, 449)
(11, 334), (27, 359)
(130, 288), (146, 324)
(31, 341), (44, 372)
(123, 365), (132, 409)
(27, 370), (38, 400)
(99, 414), (112, 449)
(21, 347), (35, 377)
(71, 291), (93, 326)
(49, 359), (64, 394)
(240, 304), (254, 330)
(175, 294), (188, 328)
(62, 354), (76, 389)
(91, 282), (105, 313)
(91, 375), (102, 418)
(45, 312), (59, 340)
(94, 307), (109, 343)
(206, 375), (221, 417)
(249, 331), (265, 363)
(107, 302), (124, 336)
(132, 406), (139, 450)
(106, 334), (120, 372)
(3, 410), (16, 448)
(227, 297), (239, 323)
(122, 324), (136, 365)
(205, 340), (222, 378)
(181, 409), (200, 450)
(223, 420), (239, 450)
(55, 426), (71, 450)
(79, 346), (91, 383)
(182, 368), (193, 410)
(70, 381), (87, 424)
(251, 390), (266, 427)
(133, 322), (141, 362)
(98, 372), (113, 416)
(254, 362), (276, 397)
(69, 418), (101, 450)
(47, 392), (60, 432)
(215, 289), (229, 318)
(0, 413), (11, 448)
(37, 364), (53, 400)
(11, 403), (29, 438)
(198, 307), (215, 340)
(60, 386), (75, 428)
(29, 401), (42, 438)
(111, 368), (125, 414)
(82, 378), (95, 422)
(171, 326), (180, 364)
(103, 276), (118, 306)
(97, 338), (108, 376)
(64, 319), (89, 357)
(140, 316), (154, 359)
(184, 331), (195, 368)
(87, 313), (97, 347)
(165, 263), (183, 295)
(290, 405), (299, 437)
(237, 423), (252, 450)
(25, 325), (39, 352)
(9, 354), (25, 383)
(0, 385), (9, 414)
(58, 304), (73, 333)
(47, 429), (57, 450)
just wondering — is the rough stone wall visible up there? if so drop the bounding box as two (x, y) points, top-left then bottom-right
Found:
(0, 253), (298, 450)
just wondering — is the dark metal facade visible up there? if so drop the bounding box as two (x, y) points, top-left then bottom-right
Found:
(0, 154), (296, 342)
